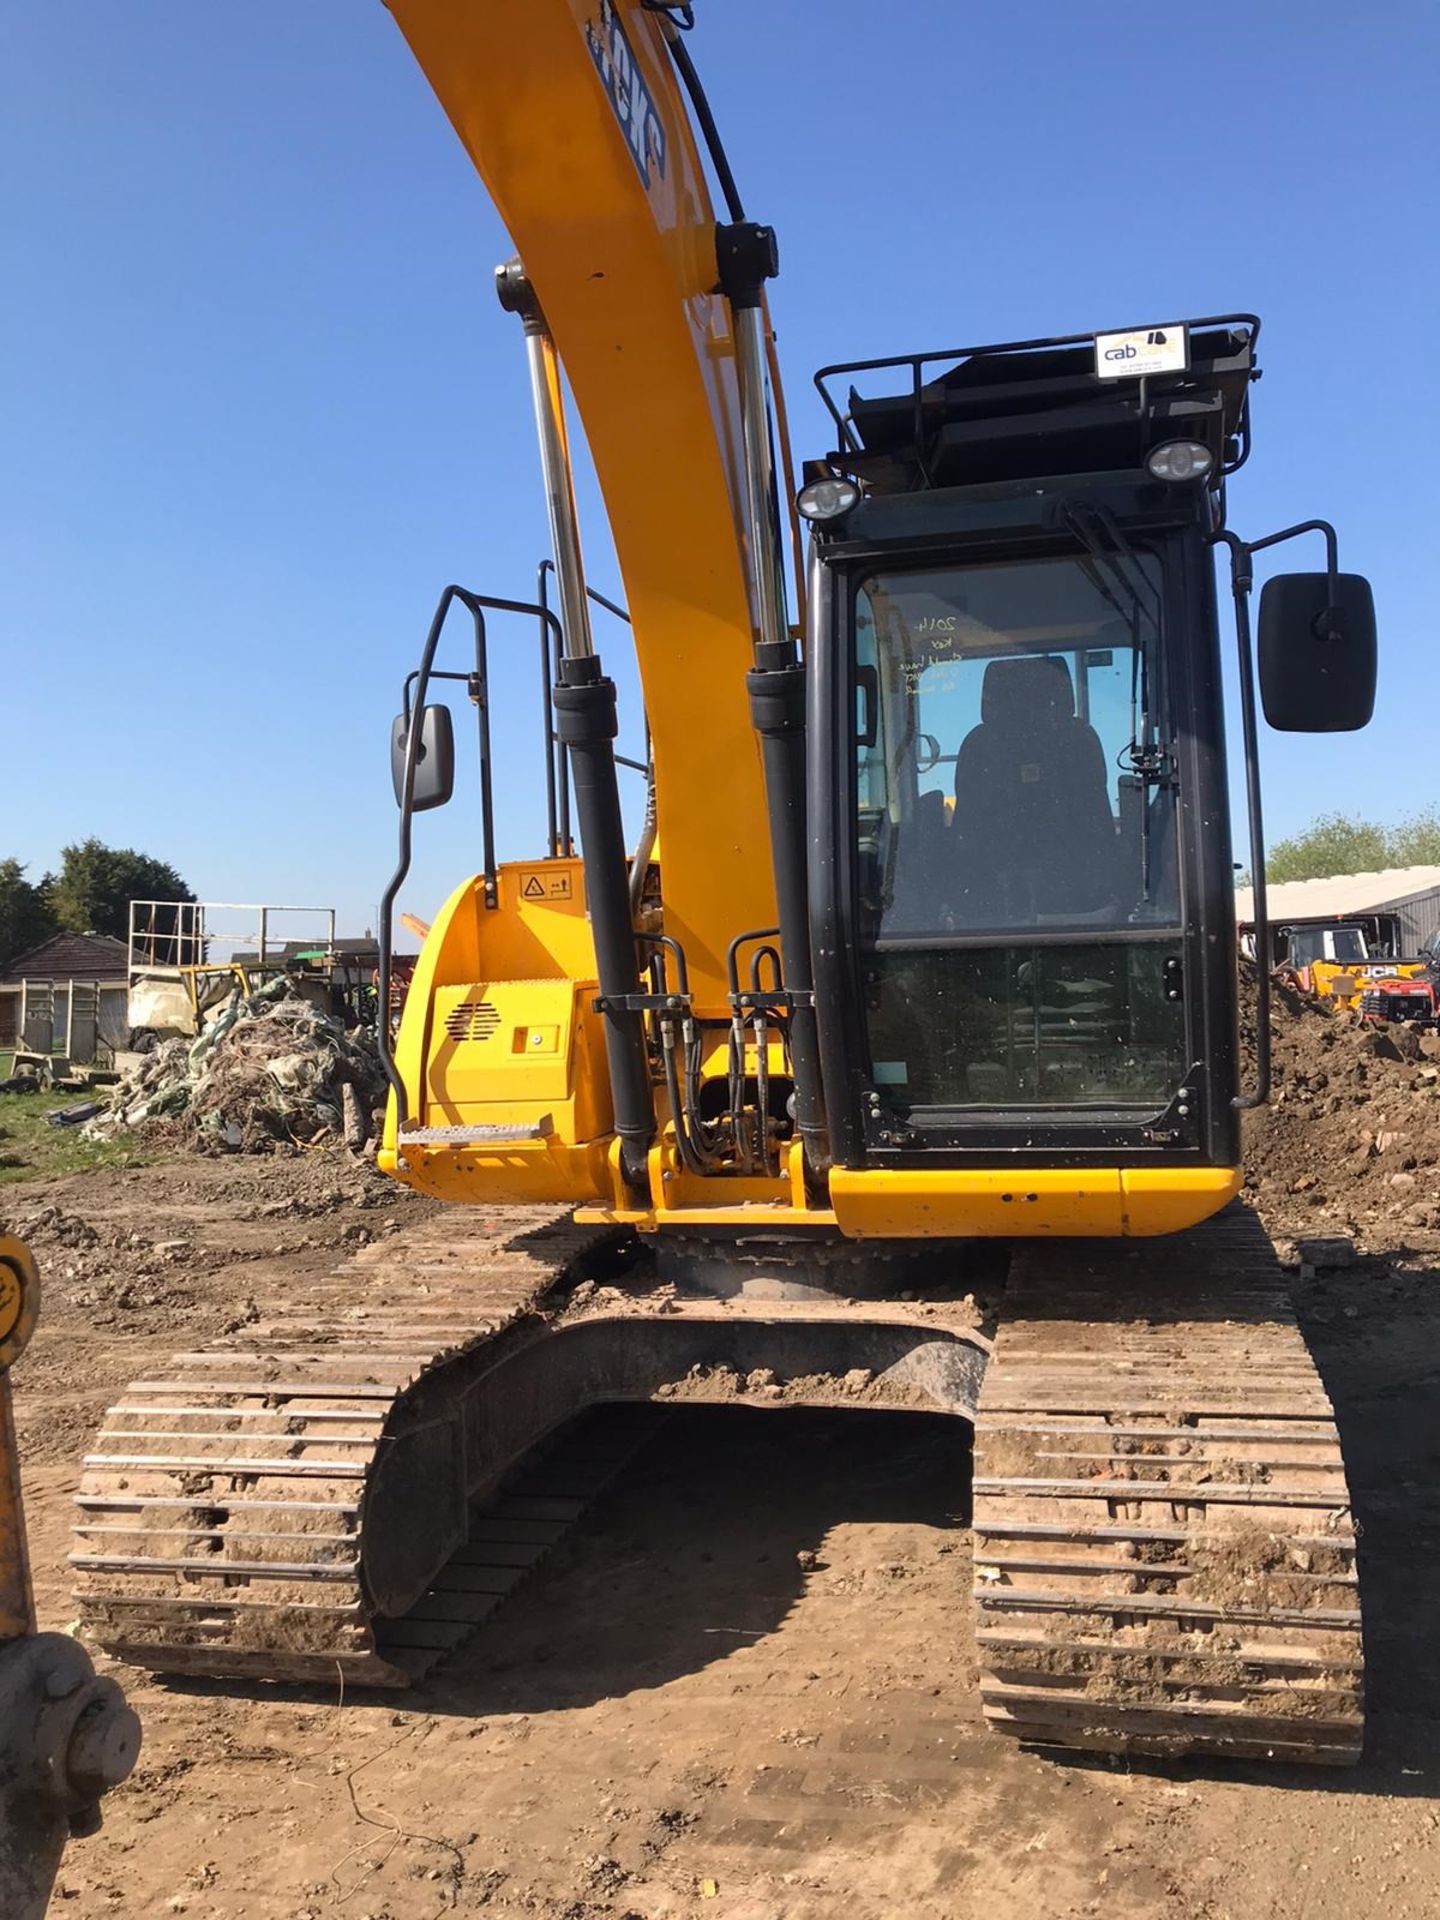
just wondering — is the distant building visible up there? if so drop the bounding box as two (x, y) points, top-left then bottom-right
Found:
(1235, 865), (1440, 964)
(0, 932), (130, 1063)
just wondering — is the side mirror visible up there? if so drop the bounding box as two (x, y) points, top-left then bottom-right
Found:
(391, 704), (455, 811)
(1257, 572), (1376, 732)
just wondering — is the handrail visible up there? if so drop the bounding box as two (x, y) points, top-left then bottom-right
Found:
(379, 586), (565, 1131)
(1214, 532), (1270, 1110)
(1216, 516), (1344, 1111)
(814, 313), (1262, 476)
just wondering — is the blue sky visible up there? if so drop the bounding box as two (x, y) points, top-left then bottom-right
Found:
(4, 2), (1437, 933)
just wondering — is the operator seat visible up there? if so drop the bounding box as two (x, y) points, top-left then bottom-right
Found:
(951, 655), (1120, 923)
(883, 787), (952, 933)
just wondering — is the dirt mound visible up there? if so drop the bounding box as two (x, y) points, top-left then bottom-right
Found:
(1242, 962), (1440, 1242)
(90, 981), (386, 1153)
(4, 1147), (428, 1366)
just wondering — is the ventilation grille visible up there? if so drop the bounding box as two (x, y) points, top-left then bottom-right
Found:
(445, 999), (501, 1043)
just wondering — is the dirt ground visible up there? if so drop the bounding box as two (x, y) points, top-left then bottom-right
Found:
(6, 1107), (1440, 1919)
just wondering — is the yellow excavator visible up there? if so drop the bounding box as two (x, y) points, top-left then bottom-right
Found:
(77, 3), (1379, 1764)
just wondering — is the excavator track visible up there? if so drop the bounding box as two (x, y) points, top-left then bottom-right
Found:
(72, 1208), (627, 1686)
(73, 1207), (995, 1690)
(973, 1205), (1364, 1765)
(76, 1193), (1356, 1761)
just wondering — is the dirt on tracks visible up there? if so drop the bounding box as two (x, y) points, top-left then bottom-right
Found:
(6, 1148), (1440, 1920)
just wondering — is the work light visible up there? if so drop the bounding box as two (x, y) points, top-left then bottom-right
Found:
(797, 477), (861, 521)
(1145, 439), (1216, 483)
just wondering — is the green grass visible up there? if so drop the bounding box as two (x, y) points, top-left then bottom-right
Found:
(0, 1092), (154, 1185)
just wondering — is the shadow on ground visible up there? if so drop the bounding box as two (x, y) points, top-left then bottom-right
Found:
(1299, 1253), (1440, 1787)
(166, 1406), (974, 1714)
(432, 1406), (972, 1714)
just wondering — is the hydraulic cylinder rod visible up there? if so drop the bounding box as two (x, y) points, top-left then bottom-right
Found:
(498, 261), (654, 1188)
(498, 259), (596, 664)
(719, 221), (829, 1171)
(553, 656), (655, 1186)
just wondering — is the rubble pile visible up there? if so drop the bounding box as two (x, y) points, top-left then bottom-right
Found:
(90, 980), (386, 1153)
(1242, 964), (1440, 1238)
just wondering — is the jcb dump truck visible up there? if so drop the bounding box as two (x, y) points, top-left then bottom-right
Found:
(76, 3), (1379, 1765)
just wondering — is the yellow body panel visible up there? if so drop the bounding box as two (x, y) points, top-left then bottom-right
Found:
(387, 0), (776, 1013)
(381, 860), (618, 1205)
(828, 1166), (1243, 1239)
(383, 865), (1246, 1235)
(577, 1201), (839, 1230)
(647, 1162), (791, 1215)
(391, 1139), (614, 1208)
(408, 860), (599, 985)
(427, 980), (578, 1109)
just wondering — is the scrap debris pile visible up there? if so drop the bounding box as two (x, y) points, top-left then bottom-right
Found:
(1242, 964), (1440, 1239)
(89, 979), (386, 1153)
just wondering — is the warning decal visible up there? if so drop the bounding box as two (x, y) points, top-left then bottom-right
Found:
(518, 870), (573, 902)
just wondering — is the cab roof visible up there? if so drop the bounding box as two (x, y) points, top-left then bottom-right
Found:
(814, 316), (1258, 495)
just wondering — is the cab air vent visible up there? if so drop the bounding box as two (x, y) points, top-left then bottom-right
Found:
(445, 1000), (501, 1043)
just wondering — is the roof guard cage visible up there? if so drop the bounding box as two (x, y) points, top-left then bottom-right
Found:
(812, 314), (1261, 495)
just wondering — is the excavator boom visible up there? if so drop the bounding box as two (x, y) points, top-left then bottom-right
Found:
(388, 0), (778, 1010)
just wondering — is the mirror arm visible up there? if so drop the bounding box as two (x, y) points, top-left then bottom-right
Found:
(403, 665), (471, 707)
(399, 655), (496, 899)
(1214, 530), (1270, 1110)
(1245, 518), (1342, 640)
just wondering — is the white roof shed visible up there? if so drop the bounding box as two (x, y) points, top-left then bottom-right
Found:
(1235, 865), (1440, 953)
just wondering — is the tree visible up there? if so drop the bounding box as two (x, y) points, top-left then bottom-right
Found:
(1262, 809), (1440, 884)
(43, 840), (195, 942)
(1266, 815), (1390, 884)
(0, 858), (58, 966)
(1386, 809), (1440, 867)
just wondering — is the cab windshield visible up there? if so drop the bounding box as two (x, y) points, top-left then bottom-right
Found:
(1288, 926), (1368, 966)
(854, 552), (1186, 1111)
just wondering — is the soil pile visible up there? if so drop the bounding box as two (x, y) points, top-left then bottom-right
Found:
(1241, 963), (1440, 1239)
(6, 1152), (409, 1325)
(90, 980), (386, 1153)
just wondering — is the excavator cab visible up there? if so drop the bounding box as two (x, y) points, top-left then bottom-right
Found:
(804, 320), (1375, 1199)
(1285, 925), (1372, 968)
